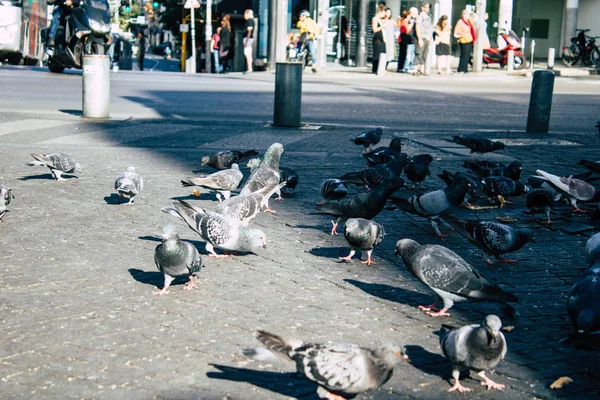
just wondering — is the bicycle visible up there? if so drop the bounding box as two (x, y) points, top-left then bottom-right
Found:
(286, 34), (312, 70)
(561, 29), (600, 67)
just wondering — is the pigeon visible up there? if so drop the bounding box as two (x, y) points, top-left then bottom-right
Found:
(0, 184), (13, 221)
(161, 200), (267, 257)
(585, 232), (600, 266)
(437, 170), (483, 206)
(577, 159), (600, 175)
(351, 127), (383, 153)
(535, 169), (600, 213)
(404, 154), (433, 187)
(596, 121), (600, 137)
(153, 225), (203, 296)
(181, 164), (243, 201)
(452, 135), (506, 156)
(525, 188), (554, 224)
(439, 315), (507, 393)
(390, 176), (471, 236)
(215, 182), (286, 225)
(320, 178), (348, 203)
(451, 220), (534, 264)
(26, 152), (81, 180)
(464, 159), (523, 181)
(114, 166), (143, 205)
(568, 260), (600, 334)
(245, 330), (409, 400)
(363, 137), (404, 167)
(394, 239), (519, 317)
(339, 218), (385, 265)
(246, 157), (261, 173)
(481, 176), (528, 208)
(338, 154), (409, 188)
(240, 143), (284, 212)
(201, 150), (259, 170)
(315, 178), (405, 235)
(278, 166), (299, 196)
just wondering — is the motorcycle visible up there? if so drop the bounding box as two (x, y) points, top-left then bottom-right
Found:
(482, 29), (526, 70)
(42, 0), (112, 73)
(561, 29), (600, 67)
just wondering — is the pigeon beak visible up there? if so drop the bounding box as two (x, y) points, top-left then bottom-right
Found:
(161, 234), (169, 241)
(403, 354), (410, 362)
(262, 243), (267, 249)
(531, 236), (536, 244)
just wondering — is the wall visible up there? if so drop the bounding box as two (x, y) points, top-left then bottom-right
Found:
(512, 0), (563, 58)
(578, 0), (600, 39)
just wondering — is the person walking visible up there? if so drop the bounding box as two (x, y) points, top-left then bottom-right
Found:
(297, 10), (319, 73)
(219, 15), (231, 73)
(434, 15), (452, 74)
(210, 27), (222, 73)
(414, 2), (433, 76)
(383, 7), (396, 71)
(404, 7), (418, 72)
(135, 31), (146, 71)
(396, 9), (410, 72)
(454, 9), (476, 73)
(371, 4), (387, 74)
(243, 9), (255, 74)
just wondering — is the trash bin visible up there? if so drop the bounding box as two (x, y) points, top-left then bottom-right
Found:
(118, 39), (133, 71)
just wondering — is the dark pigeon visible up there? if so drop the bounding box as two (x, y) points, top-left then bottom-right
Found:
(439, 315), (507, 393)
(315, 178), (405, 235)
(394, 238), (519, 317)
(338, 154), (409, 188)
(525, 188), (554, 224)
(390, 176), (471, 236)
(244, 330), (409, 399)
(363, 137), (404, 167)
(437, 170), (483, 206)
(26, 152), (81, 180)
(153, 226), (203, 296)
(586, 232), (600, 266)
(201, 150), (259, 170)
(536, 169), (600, 213)
(0, 184), (13, 221)
(339, 218), (385, 265)
(351, 127), (383, 153)
(320, 178), (348, 202)
(279, 166), (299, 196)
(464, 159), (523, 181)
(481, 176), (528, 207)
(452, 135), (506, 156)
(577, 159), (600, 175)
(404, 154), (433, 187)
(596, 121), (600, 137)
(568, 263), (600, 335)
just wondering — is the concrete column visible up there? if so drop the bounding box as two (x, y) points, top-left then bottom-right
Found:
(317, 0), (330, 70)
(275, 0), (287, 62)
(498, 0), (513, 32)
(472, 0), (487, 73)
(268, 0), (276, 70)
(204, 0), (212, 73)
(356, 0), (367, 68)
(438, 0), (452, 23)
(82, 55), (110, 119)
(562, 0), (579, 49)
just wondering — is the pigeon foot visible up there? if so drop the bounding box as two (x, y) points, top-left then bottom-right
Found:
(480, 374), (505, 391)
(264, 207), (277, 214)
(426, 308), (451, 317)
(184, 278), (199, 290)
(275, 195), (284, 201)
(209, 254), (232, 258)
(153, 288), (170, 296)
(330, 220), (339, 235)
(361, 259), (376, 265)
(338, 256), (353, 262)
(497, 257), (517, 263)
(448, 381), (472, 393)
(418, 303), (439, 312)
(572, 206), (588, 214)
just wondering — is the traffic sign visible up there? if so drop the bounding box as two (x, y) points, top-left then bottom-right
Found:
(180, 23), (189, 32)
(184, 0), (199, 9)
(137, 15), (146, 24)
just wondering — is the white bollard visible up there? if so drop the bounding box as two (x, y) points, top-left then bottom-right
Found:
(377, 53), (386, 76)
(507, 50), (515, 72)
(82, 55), (110, 118)
(547, 47), (555, 70)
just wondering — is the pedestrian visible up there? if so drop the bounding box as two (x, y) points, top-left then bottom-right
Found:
(371, 4), (387, 74)
(414, 2), (432, 76)
(210, 27), (222, 73)
(434, 15), (452, 74)
(243, 9), (255, 74)
(297, 10), (319, 73)
(396, 9), (410, 72)
(454, 9), (476, 73)
(219, 15), (231, 73)
(135, 31), (146, 71)
(404, 7), (418, 72)
(383, 8), (396, 71)
(479, 12), (491, 50)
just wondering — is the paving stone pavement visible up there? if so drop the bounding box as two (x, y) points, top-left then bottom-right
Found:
(1, 117), (600, 399)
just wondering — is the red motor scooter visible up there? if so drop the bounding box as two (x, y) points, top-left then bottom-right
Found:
(482, 29), (526, 70)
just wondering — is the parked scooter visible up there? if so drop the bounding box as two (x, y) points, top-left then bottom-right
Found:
(42, 0), (112, 73)
(482, 29), (526, 70)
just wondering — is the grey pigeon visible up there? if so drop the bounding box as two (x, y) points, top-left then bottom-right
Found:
(585, 232), (600, 266)
(240, 143), (284, 212)
(338, 154), (409, 188)
(201, 150), (258, 170)
(246, 157), (261, 173)
(161, 200), (267, 257)
(181, 163), (243, 201)
(339, 218), (385, 265)
(114, 166), (143, 205)
(452, 220), (534, 264)
(0, 184), (13, 221)
(215, 182), (286, 225)
(452, 136), (506, 156)
(525, 188), (554, 224)
(245, 330), (408, 399)
(535, 169), (600, 213)
(27, 152), (81, 180)
(481, 176), (528, 208)
(437, 170), (483, 206)
(363, 137), (404, 167)
(351, 127), (383, 153)
(319, 178), (348, 203)
(315, 178), (405, 235)
(394, 239), (519, 317)
(153, 225), (203, 296)
(568, 263), (600, 335)
(439, 315), (507, 393)
(390, 176), (471, 236)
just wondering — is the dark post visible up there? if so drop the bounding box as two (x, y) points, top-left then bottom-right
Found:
(526, 70), (555, 133)
(268, 0), (277, 70)
(356, 0), (367, 67)
(273, 62), (302, 127)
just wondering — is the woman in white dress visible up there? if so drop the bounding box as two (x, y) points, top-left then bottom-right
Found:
(384, 8), (397, 70)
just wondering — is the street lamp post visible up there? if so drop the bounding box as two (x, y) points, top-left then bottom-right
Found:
(204, 0), (212, 73)
(190, 5), (196, 73)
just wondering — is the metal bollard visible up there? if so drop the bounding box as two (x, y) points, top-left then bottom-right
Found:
(82, 55), (110, 118)
(273, 62), (302, 127)
(507, 50), (514, 72)
(526, 70), (555, 133)
(547, 47), (555, 70)
(377, 53), (387, 76)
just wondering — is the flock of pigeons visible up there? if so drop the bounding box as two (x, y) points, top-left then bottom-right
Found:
(1, 129), (599, 399)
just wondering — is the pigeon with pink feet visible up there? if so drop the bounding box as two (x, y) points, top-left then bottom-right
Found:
(339, 218), (384, 265)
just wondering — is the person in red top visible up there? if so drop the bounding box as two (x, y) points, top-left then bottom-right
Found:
(210, 27), (222, 73)
(454, 9), (477, 73)
(396, 9), (410, 72)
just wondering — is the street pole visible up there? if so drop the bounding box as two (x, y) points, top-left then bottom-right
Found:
(356, 0), (366, 68)
(181, 31), (187, 71)
(204, 0), (212, 73)
(275, 0), (287, 62)
(317, 0), (329, 70)
(472, 0), (486, 73)
(190, 6), (197, 73)
(268, 0), (277, 70)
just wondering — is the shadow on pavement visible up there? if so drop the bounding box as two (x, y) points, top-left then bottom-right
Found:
(104, 193), (127, 205)
(404, 344), (451, 381)
(19, 173), (76, 181)
(309, 246), (345, 259)
(344, 279), (432, 308)
(206, 364), (319, 399)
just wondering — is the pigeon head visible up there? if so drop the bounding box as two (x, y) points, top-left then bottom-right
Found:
(126, 166), (136, 173)
(262, 143), (285, 168)
(242, 228), (268, 252)
(161, 225), (179, 241)
(345, 218), (359, 233)
(375, 127), (383, 135)
(389, 137), (403, 150)
(246, 158), (261, 172)
(575, 308), (597, 334)
(394, 238), (420, 260)
(74, 162), (82, 174)
(201, 156), (210, 166)
(493, 141), (506, 151)
(517, 228), (535, 244)
(482, 315), (503, 339)
(374, 344), (410, 366)
(230, 163), (240, 171)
